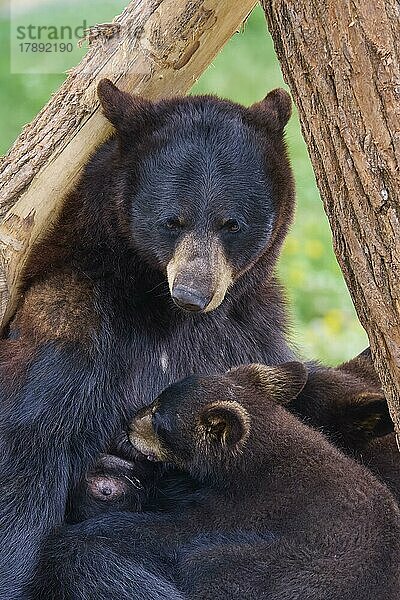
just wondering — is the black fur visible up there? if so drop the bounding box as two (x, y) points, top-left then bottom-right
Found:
(292, 350), (400, 501)
(0, 81), (295, 596)
(65, 454), (157, 524)
(32, 363), (400, 599)
(69, 350), (400, 525)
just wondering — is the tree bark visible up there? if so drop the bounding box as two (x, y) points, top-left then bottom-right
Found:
(0, 0), (256, 329)
(261, 0), (400, 436)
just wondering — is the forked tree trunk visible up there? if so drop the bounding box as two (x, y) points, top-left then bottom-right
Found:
(0, 0), (256, 329)
(261, 0), (400, 437)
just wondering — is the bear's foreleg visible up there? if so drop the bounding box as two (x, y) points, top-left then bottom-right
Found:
(0, 275), (130, 598)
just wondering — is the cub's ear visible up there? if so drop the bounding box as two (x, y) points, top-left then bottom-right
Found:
(97, 79), (155, 136)
(338, 346), (382, 391)
(230, 362), (308, 404)
(338, 346), (373, 375)
(248, 88), (292, 133)
(198, 401), (249, 448)
(356, 347), (372, 360)
(347, 392), (393, 439)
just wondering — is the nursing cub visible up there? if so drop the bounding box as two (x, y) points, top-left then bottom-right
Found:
(34, 362), (400, 600)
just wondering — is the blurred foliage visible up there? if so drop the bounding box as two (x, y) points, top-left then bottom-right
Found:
(0, 4), (367, 364)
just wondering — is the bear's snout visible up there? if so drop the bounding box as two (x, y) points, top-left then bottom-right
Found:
(171, 284), (211, 313)
(129, 407), (165, 462)
(166, 234), (233, 314)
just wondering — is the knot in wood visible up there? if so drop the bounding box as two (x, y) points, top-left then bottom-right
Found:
(78, 22), (122, 48)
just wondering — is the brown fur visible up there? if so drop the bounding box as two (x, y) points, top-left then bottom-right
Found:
(12, 272), (98, 343)
(292, 350), (389, 449)
(125, 363), (400, 600)
(0, 338), (37, 392)
(291, 349), (400, 501)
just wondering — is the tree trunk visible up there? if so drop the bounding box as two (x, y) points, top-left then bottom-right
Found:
(0, 0), (256, 329)
(261, 0), (400, 436)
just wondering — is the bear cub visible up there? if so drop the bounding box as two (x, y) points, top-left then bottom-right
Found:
(67, 349), (399, 525)
(129, 362), (400, 600)
(66, 453), (198, 523)
(32, 363), (400, 599)
(293, 349), (400, 502)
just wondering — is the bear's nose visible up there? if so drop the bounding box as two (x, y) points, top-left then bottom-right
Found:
(171, 285), (210, 312)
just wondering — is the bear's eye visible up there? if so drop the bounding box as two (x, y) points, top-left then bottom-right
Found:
(151, 410), (162, 432)
(221, 219), (241, 233)
(164, 217), (184, 231)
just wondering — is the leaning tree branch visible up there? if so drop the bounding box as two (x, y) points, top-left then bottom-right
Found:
(0, 0), (257, 329)
(261, 0), (400, 436)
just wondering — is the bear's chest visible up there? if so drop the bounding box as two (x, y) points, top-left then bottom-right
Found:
(117, 315), (284, 411)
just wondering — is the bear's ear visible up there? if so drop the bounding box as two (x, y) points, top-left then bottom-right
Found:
(198, 401), (249, 448)
(97, 79), (155, 137)
(355, 347), (372, 360)
(247, 88), (292, 133)
(230, 362), (308, 404)
(338, 347), (374, 376)
(346, 392), (393, 439)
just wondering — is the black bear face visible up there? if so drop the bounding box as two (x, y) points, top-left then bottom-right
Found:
(129, 374), (250, 466)
(98, 80), (293, 313)
(128, 362), (307, 482)
(131, 115), (274, 314)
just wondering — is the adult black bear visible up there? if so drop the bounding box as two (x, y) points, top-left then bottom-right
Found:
(0, 80), (296, 596)
(31, 363), (400, 599)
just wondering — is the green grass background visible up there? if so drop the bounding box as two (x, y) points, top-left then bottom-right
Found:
(0, 3), (367, 364)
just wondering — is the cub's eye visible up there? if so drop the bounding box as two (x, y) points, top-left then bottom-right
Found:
(164, 217), (184, 231)
(221, 219), (241, 233)
(151, 410), (161, 431)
